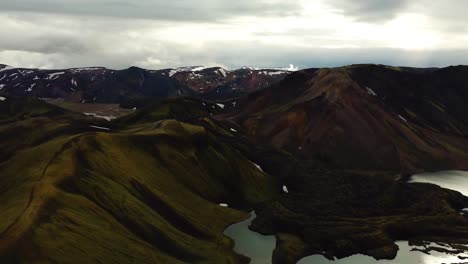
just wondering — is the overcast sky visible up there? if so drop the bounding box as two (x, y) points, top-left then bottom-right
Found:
(1, 0), (468, 70)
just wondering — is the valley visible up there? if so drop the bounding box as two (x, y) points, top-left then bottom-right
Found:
(1, 64), (468, 263)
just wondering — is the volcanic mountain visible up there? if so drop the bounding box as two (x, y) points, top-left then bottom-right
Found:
(231, 65), (468, 173)
(0, 65), (290, 108)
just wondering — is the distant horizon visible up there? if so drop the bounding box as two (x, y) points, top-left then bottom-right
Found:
(1, 61), (466, 71)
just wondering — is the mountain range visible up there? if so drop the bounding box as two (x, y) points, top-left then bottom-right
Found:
(1, 63), (468, 263)
(0, 64), (289, 107)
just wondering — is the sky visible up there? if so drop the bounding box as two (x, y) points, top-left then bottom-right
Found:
(1, 0), (468, 70)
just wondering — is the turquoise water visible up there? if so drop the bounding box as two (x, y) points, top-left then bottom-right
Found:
(224, 171), (468, 264)
(223, 212), (276, 264)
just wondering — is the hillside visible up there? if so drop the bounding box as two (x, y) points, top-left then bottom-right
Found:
(230, 65), (468, 173)
(0, 96), (283, 263)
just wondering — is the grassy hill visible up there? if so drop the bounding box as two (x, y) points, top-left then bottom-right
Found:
(0, 97), (280, 263)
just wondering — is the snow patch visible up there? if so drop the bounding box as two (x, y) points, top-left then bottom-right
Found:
(168, 70), (177, 77)
(191, 66), (206, 72)
(287, 64), (299, 71)
(251, 162), (264, 172)
(254, 64), (298, 72)
(260, 70), (285, 76)
(283, 185), (289, 193)
(89, 125), (110, 131)
(48, 72), (65, 80)
(216, 103), (225, 109)
(71, 78), (78, 86)
(219, 203), (229, 207)
(168, 66), (207, 77)
(0, 96), (6, 101)
(218, 68), (228, 77)
(26, 83), (36, 92)
(72, 67), (104, 72)
(18, 70), (32, 75)
(84, 113), (116, 121)
(0, 84), (5, 90)
(398, 115), (408, 122)
(0, 65), (14, 72)
(366, 86), (377, 96)
(230, 128), (237, 132)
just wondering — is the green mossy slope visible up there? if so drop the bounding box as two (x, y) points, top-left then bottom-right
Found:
(0, 98), (280, 263)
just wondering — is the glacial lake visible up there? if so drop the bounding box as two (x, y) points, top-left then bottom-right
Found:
(224, 171), (468, 264)
(223, 212), (276, 264)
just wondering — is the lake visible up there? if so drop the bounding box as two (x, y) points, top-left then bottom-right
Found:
(224, 170), (468, 264)
(223, 212), (276, 264)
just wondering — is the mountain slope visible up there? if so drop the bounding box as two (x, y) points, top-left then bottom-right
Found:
(349, 64), (468, 136)
(231, 66), (468, 173)
(0, 97), (282, 263)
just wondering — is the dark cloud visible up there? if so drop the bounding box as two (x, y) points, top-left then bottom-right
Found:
(0, 0), (301, 21)
(3, 34), (468, 71)
(326, 0), (410, 22)
(1, 35), (89, 55)
(0, 1), (468, 70)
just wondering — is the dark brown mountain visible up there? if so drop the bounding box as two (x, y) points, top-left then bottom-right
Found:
(161, 66), (289, 99)
(0, 65), (290, 108)
(229, 65), (468, 173)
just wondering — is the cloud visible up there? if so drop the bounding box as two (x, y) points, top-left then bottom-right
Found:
(0, 1), (468, 70)
(0, 0), (302, 21)
(326, 0), (411, 22)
